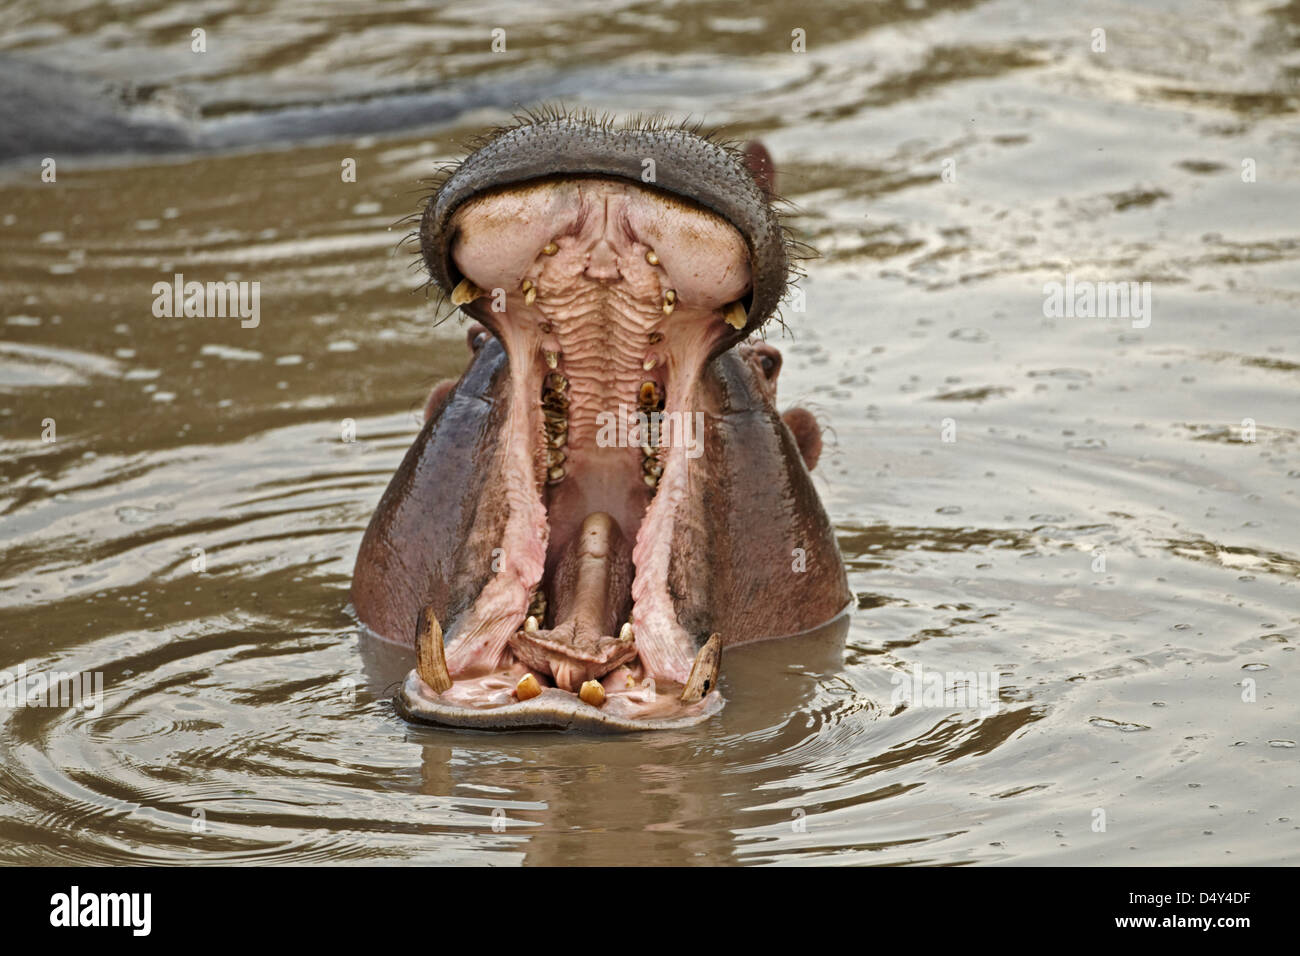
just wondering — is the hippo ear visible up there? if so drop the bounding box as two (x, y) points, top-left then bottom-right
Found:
(782, 407), (823, 471)
(741, 141), (777, 198)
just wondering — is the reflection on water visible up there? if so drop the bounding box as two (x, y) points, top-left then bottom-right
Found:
(0, 0), (1297, 864)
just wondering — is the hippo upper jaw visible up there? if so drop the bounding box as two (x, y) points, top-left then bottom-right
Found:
(421, 113), (790, 346)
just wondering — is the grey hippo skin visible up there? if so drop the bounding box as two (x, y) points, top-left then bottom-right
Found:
(352, 111), (851, 731)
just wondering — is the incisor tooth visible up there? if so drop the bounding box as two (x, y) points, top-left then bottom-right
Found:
(415, 606), (452, 694)
(451, 278), (484, 307)
(724, 301), (747, 330)
(524, 615), (539, 632)
(680, 633), (722, 703)
(645, 250), (660, 266)
(619, 622), (634, 643)
(542, 241), (558, 256)
(516, 673), (542, 701)
(579, 680), (606, 707)
(521, 279), (533, 292)
(525, 287), (537, 306)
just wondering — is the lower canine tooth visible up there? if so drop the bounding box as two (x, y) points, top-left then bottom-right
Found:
(680, 633), (722, 703)
(415, 606), (452, 694)
(451, 278), (484, 307)
(723, 301), (747, 330)
(516, 673), (542, 701)
(579, 680), (606, 707)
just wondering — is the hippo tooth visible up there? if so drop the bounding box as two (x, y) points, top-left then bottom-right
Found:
(642, 354), (658, 371)
(648, 331), (664, 345)
(415, 605), (453, 694)
(662, 289), (676, 315)
(638, 381), (659, 405)
(680, 633), (722, 703)
(516, 673), (542, 701)
(542, 241), (558, 256)
(524, 287), (537, 306)
(645, 250), (660, 266)
(579, 680), (606, 707)
(643, 473), (658, 488)
(723, 301), (747, 330)
(548, 465), (565, 483)
(547, 447), (566, 468)
(528, 592), (547, 618)
(524, 615), (539, 632)
(545, 349), (559, 369)
(521, 279), (533, 292)
(619, 622), (634, 643)
(450, 278), (484, 307)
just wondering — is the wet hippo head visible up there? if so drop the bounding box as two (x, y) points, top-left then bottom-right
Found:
(352, 111), (851, 731)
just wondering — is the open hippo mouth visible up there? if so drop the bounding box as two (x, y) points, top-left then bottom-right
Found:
(352, 112), (850, 732)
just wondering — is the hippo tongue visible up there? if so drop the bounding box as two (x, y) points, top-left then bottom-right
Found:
(507, 512), (638, 690)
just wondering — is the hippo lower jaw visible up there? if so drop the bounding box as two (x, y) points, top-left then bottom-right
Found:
(397, 175), (752, 729)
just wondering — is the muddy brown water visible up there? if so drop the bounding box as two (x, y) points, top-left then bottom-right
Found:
(0, 0), (1297, 865)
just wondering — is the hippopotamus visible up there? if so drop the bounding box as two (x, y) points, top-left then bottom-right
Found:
(351, 112), (851, 731)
